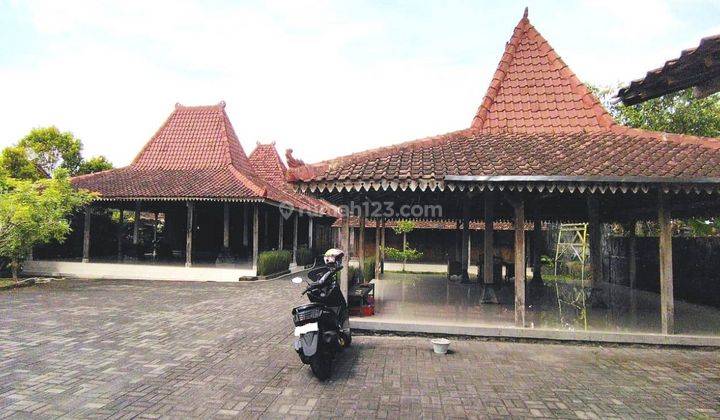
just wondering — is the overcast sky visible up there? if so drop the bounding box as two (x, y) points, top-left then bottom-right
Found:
(1, 0), (719, 166)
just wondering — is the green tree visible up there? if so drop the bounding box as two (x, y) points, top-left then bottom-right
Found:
(593, 85), (720, 236)
(18, 126), (83, 175)
(77, 155), (113, 175)
(593, 86), (720, 137)
(383, 220), (423, 272)
(0, 169), (94, 282)
(0, 146), (44, 180)
(0, 165), (9, 193)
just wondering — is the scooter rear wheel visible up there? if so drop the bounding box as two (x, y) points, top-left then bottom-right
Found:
(339, 331), (352, 348)
(310, 354), (332, 380)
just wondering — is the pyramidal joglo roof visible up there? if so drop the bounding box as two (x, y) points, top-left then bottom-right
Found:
(288, 9), (720, 191)
(131, 102), (255, 172)
(470, 7), (615, 132)
(72, 103), (338, 217)
(248, 142), (288, 187)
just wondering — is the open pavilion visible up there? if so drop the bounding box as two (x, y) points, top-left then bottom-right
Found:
(26, 102), (337, 281)
(289, 10), (720, 345)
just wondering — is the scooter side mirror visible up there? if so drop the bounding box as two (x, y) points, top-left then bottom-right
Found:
(291, 276), (303, 284)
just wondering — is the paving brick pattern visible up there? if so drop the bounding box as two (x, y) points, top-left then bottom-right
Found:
(1, 279), (719, 419)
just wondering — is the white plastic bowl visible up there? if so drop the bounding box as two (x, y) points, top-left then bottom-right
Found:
(431, 338), (451, 354)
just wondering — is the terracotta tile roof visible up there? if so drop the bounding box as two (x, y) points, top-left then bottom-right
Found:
(248, 142), (340, 217)
(288, 10), (720, 186)
(292, 128), (720, 183)
(617, 34), (720, 105)
(471, 9), (615, 132)
(132, 103), (254, 172)
(72, 103), (338, 217)
(248, 142), (288, 187)
(72, 167), (261, 200)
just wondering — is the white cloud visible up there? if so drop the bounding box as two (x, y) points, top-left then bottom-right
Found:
(0, 0), (488, 165)
(0, 1), (717, 167)
(581, 0), (679, 40)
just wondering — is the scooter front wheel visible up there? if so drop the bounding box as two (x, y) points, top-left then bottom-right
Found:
(310, 354), (333, 380)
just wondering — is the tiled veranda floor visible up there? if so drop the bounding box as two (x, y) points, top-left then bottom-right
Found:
(370, 272), (720, 336)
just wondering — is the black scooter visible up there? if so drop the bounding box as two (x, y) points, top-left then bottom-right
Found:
(291, 249), (351, 380)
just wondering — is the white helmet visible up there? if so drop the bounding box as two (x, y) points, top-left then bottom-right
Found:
(324, 248), (345, 266)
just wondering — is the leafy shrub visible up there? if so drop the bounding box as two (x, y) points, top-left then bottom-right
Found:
(392, 220), (416, 234)
(257, 250), (292, 276)
(348, 257), (375, 282)
(295, 246), (315, 267)
(540, 255), (554, 267)
(347, 265), (358, 282)
(361, 257), (375, 281)
(383, 246), (423, 262)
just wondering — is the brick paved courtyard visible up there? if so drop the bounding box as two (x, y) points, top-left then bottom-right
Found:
(1, 278), (719, 419)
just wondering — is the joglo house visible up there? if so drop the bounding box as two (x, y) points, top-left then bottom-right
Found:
(25, 11), (720, 345)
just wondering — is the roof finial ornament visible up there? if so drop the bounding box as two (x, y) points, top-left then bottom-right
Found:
(219, 100), (226, 109)
(285, 149), (306, 168)
(523, 7), (528, 19)
(175, 102), (182, 109)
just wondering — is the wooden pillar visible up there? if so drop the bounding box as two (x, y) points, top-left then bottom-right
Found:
(252, 205), (259, 271)
(341, 216), (350, 298)
(152, 212), (158, 259)
(513, 199), (526, 327)
(380, 218), (386, 274)
(483, 193), (495, 284)
(117, 209), (124, 261)
(467, 229), (472, 272)
(358, 211), (366, 281)
(627, 222), (637, 290)
(185, 201), (194, 267)
(374, 219), (381, 280)
(82, 207), (91, 263)
(262, 208), (269, 250)
(658, 192), (674, 335)
(308, 217), (314, 249)
(455, 219), (462, 262)
(164, 209), (174, 249)
(481, 193), (498, 303)
(223, 202), (230, 249)
(133, 201), (141, 245)
(531, 219), (543, 286)
(587, 196), (602, 287)
(292, 213), (298, 265)
(461, 204), (470, 281)
(278, 212), (284, 250)
(242, 205), (249, 247)
(349, 227), (355, 256)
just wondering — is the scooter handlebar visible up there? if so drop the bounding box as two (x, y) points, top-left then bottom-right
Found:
(301, 265), (343, 295)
